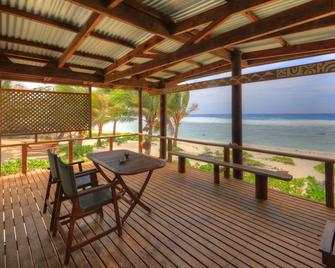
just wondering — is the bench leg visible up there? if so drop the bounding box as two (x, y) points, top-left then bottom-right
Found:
(178, 156), (186, 173)
(214, 164), (220, 184)
(255, 175), (268, 200)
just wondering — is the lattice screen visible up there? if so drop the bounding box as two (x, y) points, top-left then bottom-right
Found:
(0, 89), (90, 136)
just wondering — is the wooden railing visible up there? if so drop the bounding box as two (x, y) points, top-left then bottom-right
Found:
(140, 133), (335, 208)
(0, 132), (334, 208)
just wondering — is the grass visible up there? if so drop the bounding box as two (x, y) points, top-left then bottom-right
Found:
(243, 151), (266, 167)
(58, 144), (94, 161)
(268, 156), (295, 165)
(1, 159), (49, 176)
(314, 163), (325, 174)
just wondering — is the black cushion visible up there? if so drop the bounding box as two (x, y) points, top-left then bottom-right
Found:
(79, 188), (113, 212)
(75, 174), (92, 189)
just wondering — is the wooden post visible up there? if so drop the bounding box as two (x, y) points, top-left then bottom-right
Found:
(34, 134), (38, 143)
(224, 147), (230, 179)
(325, 161), (334, 208)
(232, 49), (243, 179)
(109, 137), (113, 151)
(214, 164), (220, 184)
(0, 137), (1, 177)
(160, 94), (167, 159)
(68, 140), (73, 163)
(138, 89), (143, 153)
(255, 174), (268, 200)
(178, 156), (186, 173)
(167, 139), (172, 162)
(22, 144), (28, 174)
(88, 86), (92, 138)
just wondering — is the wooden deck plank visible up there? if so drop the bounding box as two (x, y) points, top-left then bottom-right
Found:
(0, 163), (333, 268)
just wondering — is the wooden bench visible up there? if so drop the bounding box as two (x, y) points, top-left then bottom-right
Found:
(169, 151), (292, 200)
(320, 220), (335, 267)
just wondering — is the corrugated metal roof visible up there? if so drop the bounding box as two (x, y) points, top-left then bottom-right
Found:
(151, 71), (174, 79)
(167, 62), (197, 73)
(78, 37), (131, 60)
(9, 57), (46, 67)
(95, 17), (154, 46)
(1, 0), (92, 27)
(253, 0), (312, 19)
(143, 0), (227, 22)
(190, 53), (221, 65)
(0, 13), (75, 48)
(130, 57), (152, 64)
(210, 13), (250, 37)
(283, 26), (335, 46)
(0, 42), (61, 58)
(154, 39), (182, 53)
(115, 65), (132, 72)
(236, 38), (282, 53)
(69, 67), (96, 74)
(68, 55), (111, 69)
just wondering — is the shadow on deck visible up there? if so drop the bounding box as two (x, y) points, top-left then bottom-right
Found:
(1, 163), (333, 267)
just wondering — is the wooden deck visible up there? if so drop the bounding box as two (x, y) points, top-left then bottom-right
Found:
(1, 163), (334, 268)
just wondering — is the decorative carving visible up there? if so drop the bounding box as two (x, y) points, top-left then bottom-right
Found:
(0, 89), (90, 136)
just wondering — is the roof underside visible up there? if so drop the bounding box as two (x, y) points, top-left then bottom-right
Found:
(0, 0), (335, 89)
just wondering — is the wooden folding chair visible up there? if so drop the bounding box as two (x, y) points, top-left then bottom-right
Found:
(43, 149), (96, 231)
(54, 157), (122, 265)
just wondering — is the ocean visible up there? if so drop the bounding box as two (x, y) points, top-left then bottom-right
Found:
(102, 114), (335, 153)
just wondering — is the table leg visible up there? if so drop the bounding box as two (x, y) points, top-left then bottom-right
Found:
(119, 170), (153, 224)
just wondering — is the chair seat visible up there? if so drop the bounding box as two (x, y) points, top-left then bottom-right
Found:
(79, 188), (113, 212)
(75, 174), (92, 189)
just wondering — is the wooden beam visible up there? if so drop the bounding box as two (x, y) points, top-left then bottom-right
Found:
(58, 13), (103, 67)
(243, 38), (335, 60)
(0, 36), (115, 63)
(172, 0), (274, 34)
(106, 0), (335, 82)
(165, 60), (230, 86)
(67, 0), (171, 38)
(105, 36), (164, 74)
(0, 61), (103, 85)
(0, 4), (134, 49)
(148, 59), (335, 95)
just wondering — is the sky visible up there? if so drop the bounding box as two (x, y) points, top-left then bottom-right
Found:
(18, 53), (335, 115)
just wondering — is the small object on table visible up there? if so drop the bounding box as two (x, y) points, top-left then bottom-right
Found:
(119, 156), (127, 164)
(125, 152), (130, 160)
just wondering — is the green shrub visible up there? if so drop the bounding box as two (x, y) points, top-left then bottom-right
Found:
(314, 163), (325, 174)
(58, 144), (94, 161)
(1, 159), (49, 176)
(268, 156), (295, 165)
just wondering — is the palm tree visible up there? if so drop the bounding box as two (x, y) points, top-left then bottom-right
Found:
(92, 90), (111, 139)
(168, 92), (198, 146)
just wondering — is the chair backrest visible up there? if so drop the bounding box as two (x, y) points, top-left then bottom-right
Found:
(47, 149), (59, 182)
(56, 157), (77, 198)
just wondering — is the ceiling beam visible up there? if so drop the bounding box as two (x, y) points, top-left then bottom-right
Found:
(243, 38), (335, 60)
(148, 58), (335, 95)
(106, 0), (335, 82)
(0, 36), (115, 63)
(67, 0), (171, 37)
(0, 4), (135, 49)
(172, 0), (274, 34)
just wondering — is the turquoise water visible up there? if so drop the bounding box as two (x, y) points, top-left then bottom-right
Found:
(102, 114), (335, 153)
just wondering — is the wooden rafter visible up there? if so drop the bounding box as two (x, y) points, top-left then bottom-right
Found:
(0, 4), (135, 49)
(67, 0), (171, 38)
(149, 59), (335, 95)
(172, 0), (274, 34)
(0, 36), (115, 63)
(105, 0), (335, 83)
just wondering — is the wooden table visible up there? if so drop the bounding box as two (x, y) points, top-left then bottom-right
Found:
(88, 150), (165, 224)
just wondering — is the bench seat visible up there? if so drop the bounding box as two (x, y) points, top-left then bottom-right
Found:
(169, 151), (292, 200)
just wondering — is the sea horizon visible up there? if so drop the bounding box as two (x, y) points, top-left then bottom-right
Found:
(103, 113), (335, 153)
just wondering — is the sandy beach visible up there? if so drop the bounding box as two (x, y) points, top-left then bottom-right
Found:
(1, 137), (330, 183)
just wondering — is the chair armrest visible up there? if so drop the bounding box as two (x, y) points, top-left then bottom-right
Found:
(75, 168), (98, 177)
(76, 183), (115, 197)
(69, 160), (84, 171)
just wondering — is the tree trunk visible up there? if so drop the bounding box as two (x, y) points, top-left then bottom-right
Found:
(97, 123), (103, 147)
(143, 126), (153, 155)
(112, 120), (118, 135)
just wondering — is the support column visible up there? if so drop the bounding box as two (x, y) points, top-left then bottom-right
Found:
(160, 94), (167, 159)
(232, 49), (243, 179)
(88, 86), (92, 138)
(138, 89), (143, 153)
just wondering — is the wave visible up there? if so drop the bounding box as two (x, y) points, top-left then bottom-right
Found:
(181, 117), (335, 126)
